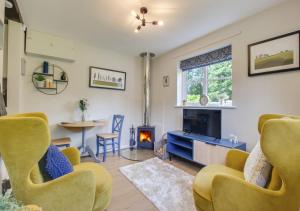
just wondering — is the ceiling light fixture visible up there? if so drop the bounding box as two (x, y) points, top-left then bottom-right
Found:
(131, 7), (164, 33)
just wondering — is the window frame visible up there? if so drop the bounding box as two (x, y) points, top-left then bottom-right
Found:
(178, 59), (233, 107)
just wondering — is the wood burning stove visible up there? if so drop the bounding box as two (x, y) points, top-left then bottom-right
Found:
(137, 126), (155, 149)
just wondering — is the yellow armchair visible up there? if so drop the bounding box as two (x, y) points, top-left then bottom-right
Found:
(193, 114), (300, 211)
(0, 112), (112, 211)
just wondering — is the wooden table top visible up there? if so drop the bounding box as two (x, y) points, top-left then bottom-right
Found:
(58, 120), (107, 129)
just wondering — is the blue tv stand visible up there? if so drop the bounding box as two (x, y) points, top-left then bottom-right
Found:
(167, 131), (246, 165)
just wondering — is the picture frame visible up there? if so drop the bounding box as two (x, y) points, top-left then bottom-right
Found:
(248, 31), (300, 76)
(89, 66), (126, 91)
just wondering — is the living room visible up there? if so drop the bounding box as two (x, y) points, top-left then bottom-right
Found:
(0, 0), (299, 210)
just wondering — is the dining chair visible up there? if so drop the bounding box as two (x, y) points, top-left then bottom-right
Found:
(96, 115), (124, 162)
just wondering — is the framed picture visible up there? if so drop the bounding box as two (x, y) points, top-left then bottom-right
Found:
(248, 31), (300, 76)
(163, 75), (169, 87)
(89, 66), (126, 90)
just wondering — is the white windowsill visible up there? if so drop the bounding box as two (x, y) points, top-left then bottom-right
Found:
(174, 104), (237, 110)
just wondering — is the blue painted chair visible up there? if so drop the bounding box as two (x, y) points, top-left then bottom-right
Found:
(96, 115), (124, 162)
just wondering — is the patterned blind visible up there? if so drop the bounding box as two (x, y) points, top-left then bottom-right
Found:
(180, 45), (232, 71)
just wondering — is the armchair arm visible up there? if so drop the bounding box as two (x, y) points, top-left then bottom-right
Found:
(225, 149), (249, 171)
(27, 169), (96, 211)
(211, 174), (289, 211)
(62, 147), (81, 166)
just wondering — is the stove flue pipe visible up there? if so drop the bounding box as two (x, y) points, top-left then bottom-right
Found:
(140, 52), (155, 126)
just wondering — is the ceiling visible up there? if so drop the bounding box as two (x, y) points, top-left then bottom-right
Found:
(17, 0), (288, 56)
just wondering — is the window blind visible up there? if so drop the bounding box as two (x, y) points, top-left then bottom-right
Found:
(180, 45), (232, 71)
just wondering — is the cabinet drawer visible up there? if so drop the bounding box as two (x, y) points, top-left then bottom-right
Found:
(193, 141), (209, 165)
(193, 141), (230, 165)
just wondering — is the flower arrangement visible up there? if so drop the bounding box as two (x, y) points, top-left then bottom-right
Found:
(79, 98), (89, 121)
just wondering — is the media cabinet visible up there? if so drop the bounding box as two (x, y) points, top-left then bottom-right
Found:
(167, 131), (246, 165)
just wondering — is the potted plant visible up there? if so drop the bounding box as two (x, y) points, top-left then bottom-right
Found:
(0, 189), (22, 211)
(34, 74), (45, 88)
(79, 98), (89, 121)
(0, 189), (41, 210)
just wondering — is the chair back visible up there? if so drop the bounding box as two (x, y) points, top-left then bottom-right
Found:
(112, 115), (124, 140)
(259, 114), (300, 210)
(0, 113), (50, 200)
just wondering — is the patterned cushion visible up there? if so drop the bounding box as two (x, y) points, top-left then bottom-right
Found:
(244, 142), (272, 187)
(43, 145), (73, 180)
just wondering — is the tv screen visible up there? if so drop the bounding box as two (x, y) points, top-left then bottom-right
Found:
(183, 109), (221, 139)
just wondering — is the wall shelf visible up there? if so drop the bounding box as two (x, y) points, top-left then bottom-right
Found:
(32, 64), (69, 95)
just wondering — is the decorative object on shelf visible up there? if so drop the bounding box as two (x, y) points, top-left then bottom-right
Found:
(32, 63), (69, 95)
(79, 98), (89, 121)
(229, 134), (239, 144)
(34, 73), (46, 88)
(199, 95), (209, 106)
(131, 6), (164, 33)
(248, 31), (300, 76)
(129, 125), (136, 150)
(163, 75), (169, 87)
(182, 99), (187, 106)
(218, 93), (228, 105)
(43, 61), (49, 74)
(61, 70), (67, 81)
(89, 66), (126, 91)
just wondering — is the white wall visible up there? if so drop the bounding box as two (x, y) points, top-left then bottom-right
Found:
(13, 28), (143, 151)
(151, 0), (300, 150)
(7, 20), (23, 114)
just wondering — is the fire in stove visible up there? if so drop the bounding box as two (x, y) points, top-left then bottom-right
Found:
(137, 126), (155, 149)
(140, 131), (152, 142)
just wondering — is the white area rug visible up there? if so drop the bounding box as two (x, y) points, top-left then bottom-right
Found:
(120, 158), (197, 211)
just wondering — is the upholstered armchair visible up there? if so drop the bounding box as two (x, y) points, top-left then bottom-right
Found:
(193, 114), (300, 211)
(0, 112), (112, 211)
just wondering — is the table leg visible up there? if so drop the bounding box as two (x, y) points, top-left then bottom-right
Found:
(80, 127), (101, 163)
(82, 128), (86, 153)
(85, 145), (101, 163)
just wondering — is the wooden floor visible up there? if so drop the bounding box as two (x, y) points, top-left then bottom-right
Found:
(84, 151), (201, 211)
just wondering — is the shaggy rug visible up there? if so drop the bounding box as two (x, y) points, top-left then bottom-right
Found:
(120, 158), (197, 211)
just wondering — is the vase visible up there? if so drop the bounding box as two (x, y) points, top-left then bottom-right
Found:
(81, 111), (87, 122)
(43, 61), (49, 74)
(36, 81), (45, 88)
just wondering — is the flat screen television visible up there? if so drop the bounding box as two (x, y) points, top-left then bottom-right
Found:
(183, 109), (221, 139)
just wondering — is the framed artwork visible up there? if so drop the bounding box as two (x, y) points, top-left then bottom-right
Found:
(89, 66), (126, 91)
(163, 75), (169, 87)
(248, 31), (300, 76)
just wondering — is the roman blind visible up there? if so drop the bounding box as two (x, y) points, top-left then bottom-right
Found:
(180, 45), (232, 71)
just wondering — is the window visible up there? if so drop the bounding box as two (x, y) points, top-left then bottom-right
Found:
(179, 45), (232, 106)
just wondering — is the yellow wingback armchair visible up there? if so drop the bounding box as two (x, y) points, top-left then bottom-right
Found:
(0, 112), (112, 211)
(193, 114), (300, 211)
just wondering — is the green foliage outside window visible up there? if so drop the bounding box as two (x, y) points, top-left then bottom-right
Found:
(185, 60), (232, 103)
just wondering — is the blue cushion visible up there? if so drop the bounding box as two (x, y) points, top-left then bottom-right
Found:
(44, 145), (73, 179)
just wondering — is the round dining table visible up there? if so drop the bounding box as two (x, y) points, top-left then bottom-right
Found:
(58, 120), (107, 163)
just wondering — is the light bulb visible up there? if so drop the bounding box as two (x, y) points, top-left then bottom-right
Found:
(158, 20), (164, 26)
(131, 10), (137, 17)
(134, 29), (139, 33)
